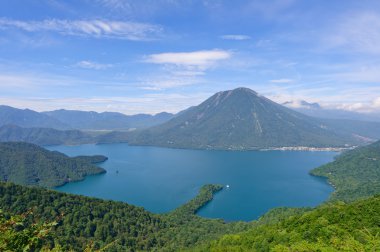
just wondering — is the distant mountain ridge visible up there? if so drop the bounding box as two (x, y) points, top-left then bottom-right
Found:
(0, 105), (174, 131)
(43, 109), (174, 130)
(0, 105), (70, 129)
(129, 87), (366, 150)
(2, 89), (380, 149)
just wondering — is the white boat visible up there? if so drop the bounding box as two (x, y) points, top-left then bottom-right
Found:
(226, 184), (230, 188)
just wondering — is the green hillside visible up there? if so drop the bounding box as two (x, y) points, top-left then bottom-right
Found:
(0, 182), (250, 251)
(197, 195), (380, 251)
(130, 88), (363, 150)
(311, 140), (380, 201)
(0, 142), (106, 187)
(0, 124), (95, 146)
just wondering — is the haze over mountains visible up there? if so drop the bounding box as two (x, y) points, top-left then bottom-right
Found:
(0, 105), (70, 130)
(43, 109), (174, 130)
(0, 106), (173, 131)
(1, 87), (380, 149)
(283, 100), (380, 122)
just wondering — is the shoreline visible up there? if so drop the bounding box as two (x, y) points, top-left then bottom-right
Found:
(260, 146), (356, 152)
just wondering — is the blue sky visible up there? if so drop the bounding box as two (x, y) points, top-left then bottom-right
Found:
(1, 0), (380, 114)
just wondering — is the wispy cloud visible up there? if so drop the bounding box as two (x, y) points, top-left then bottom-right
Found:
(221, 34), (251, 40)
(0, 92), (211, 115)
(270, 78), (293, 83)
(324, 12), (380, 54)
(76, 60), (113, 70)
(140, 76), (202, 90)
(0, 18), (162, 41)
(144, 49), (231, 70)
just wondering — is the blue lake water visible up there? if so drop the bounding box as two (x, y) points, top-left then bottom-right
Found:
(48, 143), (336, 221)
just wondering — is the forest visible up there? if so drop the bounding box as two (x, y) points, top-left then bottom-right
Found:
(0, 142), (106, 187)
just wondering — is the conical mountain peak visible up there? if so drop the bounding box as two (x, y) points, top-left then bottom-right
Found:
(131, 88), (358, 150)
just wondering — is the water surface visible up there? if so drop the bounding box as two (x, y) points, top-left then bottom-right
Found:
(48, 143), (335, 221)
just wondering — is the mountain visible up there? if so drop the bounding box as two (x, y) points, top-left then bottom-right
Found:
(0, 124), (95, 146)
(0, 105), (70, 129)
(0, 142), (106, 187)
(43, 109), (174, 130)
(129, 87), (364, 150)
(283, 100), (380, 122)
(311, 140), (380, 202)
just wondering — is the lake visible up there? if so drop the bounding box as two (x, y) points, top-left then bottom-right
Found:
(48, 143), (336, 221)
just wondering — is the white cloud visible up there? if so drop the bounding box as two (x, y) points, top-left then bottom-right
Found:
(221, 35), (251, 40)
(76, 60), (113, 70)
(337, 97), (380, 113)
(144, 50), (231, 70)
(270, 78), (293, 83)
(142, 50), (231, 90)
(331, 65), (380, 83)
(0, 18), (162, 41)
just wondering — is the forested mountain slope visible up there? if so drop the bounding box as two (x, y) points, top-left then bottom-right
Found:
(129, 88), (365, 150)
(197, 195), (380, 251)
(311, 140), (380, 201)
(0, 183), (250, 251)
(0, 124), (95, 146)
(0, 142), (106, 187)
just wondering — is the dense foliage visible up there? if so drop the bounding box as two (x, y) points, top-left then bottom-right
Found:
(311, 140), (380, 201)
(0, 142), (106, 187)
(0, 210), (57, 251)
(197, 195), (380, 251)
(0, 182), (250, 251)
(129, 87), (363, 150)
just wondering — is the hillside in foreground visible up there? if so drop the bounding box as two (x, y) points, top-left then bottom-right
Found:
(197, 195), (380, 251)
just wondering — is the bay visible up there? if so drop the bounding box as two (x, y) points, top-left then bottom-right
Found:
(48, 143), (335, 221)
